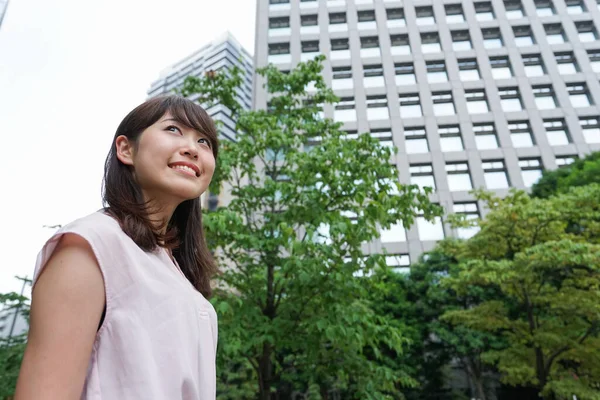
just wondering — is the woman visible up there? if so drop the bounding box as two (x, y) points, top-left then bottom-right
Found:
(15, 95), (220, 399)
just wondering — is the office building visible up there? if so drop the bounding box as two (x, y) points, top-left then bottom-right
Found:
(148, 31), (254, 143)
(254, 0), (600, 267)
(0, 0), (9, 29)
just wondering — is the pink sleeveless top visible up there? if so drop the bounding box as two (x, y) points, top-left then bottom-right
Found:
(32, 211), (218, 399)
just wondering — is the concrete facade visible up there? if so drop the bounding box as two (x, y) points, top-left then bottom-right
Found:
(148, 31), (254, 143)
(254, 0), (600, 266)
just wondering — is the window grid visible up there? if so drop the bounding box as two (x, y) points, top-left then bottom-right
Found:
(439, 125), (464, 151)
(509, 121), (535, 147)
(580, 116), (600, 143)
(404, 127), (429, 154)
(473, 123), (499, 149)
(543, 119), (570, 146)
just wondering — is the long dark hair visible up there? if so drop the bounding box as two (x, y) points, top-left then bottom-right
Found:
(102, 95), (219, 298)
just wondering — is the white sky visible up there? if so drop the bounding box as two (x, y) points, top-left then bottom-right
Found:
(0, 0), (256, 294)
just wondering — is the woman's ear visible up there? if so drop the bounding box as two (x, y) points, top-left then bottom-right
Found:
(115, 135), (135, 166)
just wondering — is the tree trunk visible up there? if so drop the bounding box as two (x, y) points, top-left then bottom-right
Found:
(258, 343), (273, 400)
(464, 357), (487, 400)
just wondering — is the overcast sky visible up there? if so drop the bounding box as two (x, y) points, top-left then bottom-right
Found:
(0, 0), (256, 294)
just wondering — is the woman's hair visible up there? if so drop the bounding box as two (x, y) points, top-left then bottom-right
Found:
(102, 95), (219, 298)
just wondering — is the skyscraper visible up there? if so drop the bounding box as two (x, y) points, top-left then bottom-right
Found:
(254, 0), (600, 267)
(148, 31), (254, 143)
(0, 0), (9, 29)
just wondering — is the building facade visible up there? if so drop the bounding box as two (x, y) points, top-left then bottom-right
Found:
(0, 0), (9, 29)
(254, 0), (600, 267)
(148, 31), (254, 143)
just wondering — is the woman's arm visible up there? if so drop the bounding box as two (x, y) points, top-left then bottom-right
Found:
(15, 233), (105, 400)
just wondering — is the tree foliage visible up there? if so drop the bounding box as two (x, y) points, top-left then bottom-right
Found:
(179, 56), (441, 399)
(531, 152), (600, 198)
(441, 186), (600, 399)
(0, 278), (30, 400)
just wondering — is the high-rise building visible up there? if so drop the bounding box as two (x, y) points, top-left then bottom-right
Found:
(0, 0), (9, 29)
(254, 0), (600, 267)
(148, 31), (254, 143)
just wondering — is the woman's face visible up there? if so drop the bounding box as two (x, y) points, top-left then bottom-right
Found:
(117, 112), (216, 204)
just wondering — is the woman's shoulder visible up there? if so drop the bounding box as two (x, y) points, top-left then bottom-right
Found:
(60, 210), (123, 237)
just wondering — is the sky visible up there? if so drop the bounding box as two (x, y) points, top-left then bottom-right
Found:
(0, 0), (256, 294)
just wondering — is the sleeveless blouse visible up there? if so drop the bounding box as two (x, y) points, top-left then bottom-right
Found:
(32, 211), (218, 399)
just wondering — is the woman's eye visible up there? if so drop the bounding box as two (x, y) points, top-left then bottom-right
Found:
(167, 125), (181, 134)
(198, 138), (211, 148)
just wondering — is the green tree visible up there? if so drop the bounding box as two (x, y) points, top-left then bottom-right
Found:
(371, 250), (505, 400)
(179, 56), (440, 399)
(441, 187), (600, 399)
(0, 277), (31, 400)
(531, 152), (600, 198)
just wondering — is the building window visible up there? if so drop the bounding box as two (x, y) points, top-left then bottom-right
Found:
(483, 160), (510, 189)
(534, 0), (555, 17)
(268, 42), (291, 64)
(452, 30), (472, 51)
(395, 63), (416, 85)
(432, 91), (456, 116)
(421, 32), (442, 54)
(404, 127), (429, 154)
(268, 17), (291, 37)
(439, 125), (464, 151)
(357, 10), (377, 30)
(475, 1), (495, 21)
(371, 129), (394, 148)
(544, 23), (566, 45)
(519, 158), (543, 187)
(334, 97), (356, 122)
(556, 155), (577, 166)
(522, 54), (546, 77)
(417, 214), (445, 241)
(446, 162), (473, 191)
(543, 119), (570, 146)
(581, 117), (600, 143)
(360, 36), (381, 58)
(330, 38), (350, 60)
(513, 26), (536, 46)
(499, 87), (523, 112)
(332, 66), (353, 90)
(566, 0), (586, 14)
(555, 52), (579, 74)
(366, 95), (389, 120)
(386, 8), (406, 28)
(490, 56), (512, 79)
(587, 49), (600, 73)
(426, 61), (448, 83)
(458, 59), (481, 81)
(363, 64), (384, 87)
(410, 164), (436, 190)
(567, 83), (593, 107)
(473, 123), (499, 149)
(532, 85), (558, 110)
(576, 21), (598, 42)
(301, 14), (318, 27)
(399, 93), (423, 118)
(390, 34), (411, 55)
(329, 12), (348, 32)
(301, 40), (320, 62)
(483, 28), (504, 49)
(453, 202), (480, 239)
(504, 0), (525, 19)
(416, 6), (435, 26)
(380, 220), (407, 243)
(465, 89), (490, 114)
(509, 121), (534, 147)
(386, 254), (410, 274)
(445, 4), (465, 24)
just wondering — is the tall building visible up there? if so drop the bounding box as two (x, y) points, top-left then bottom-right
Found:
(254, 0), (600, 267)
(0, 0), (9, 29)
(148, 31), (254, 143)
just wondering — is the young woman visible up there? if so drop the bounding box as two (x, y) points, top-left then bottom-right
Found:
(15, 95), (220, 399)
